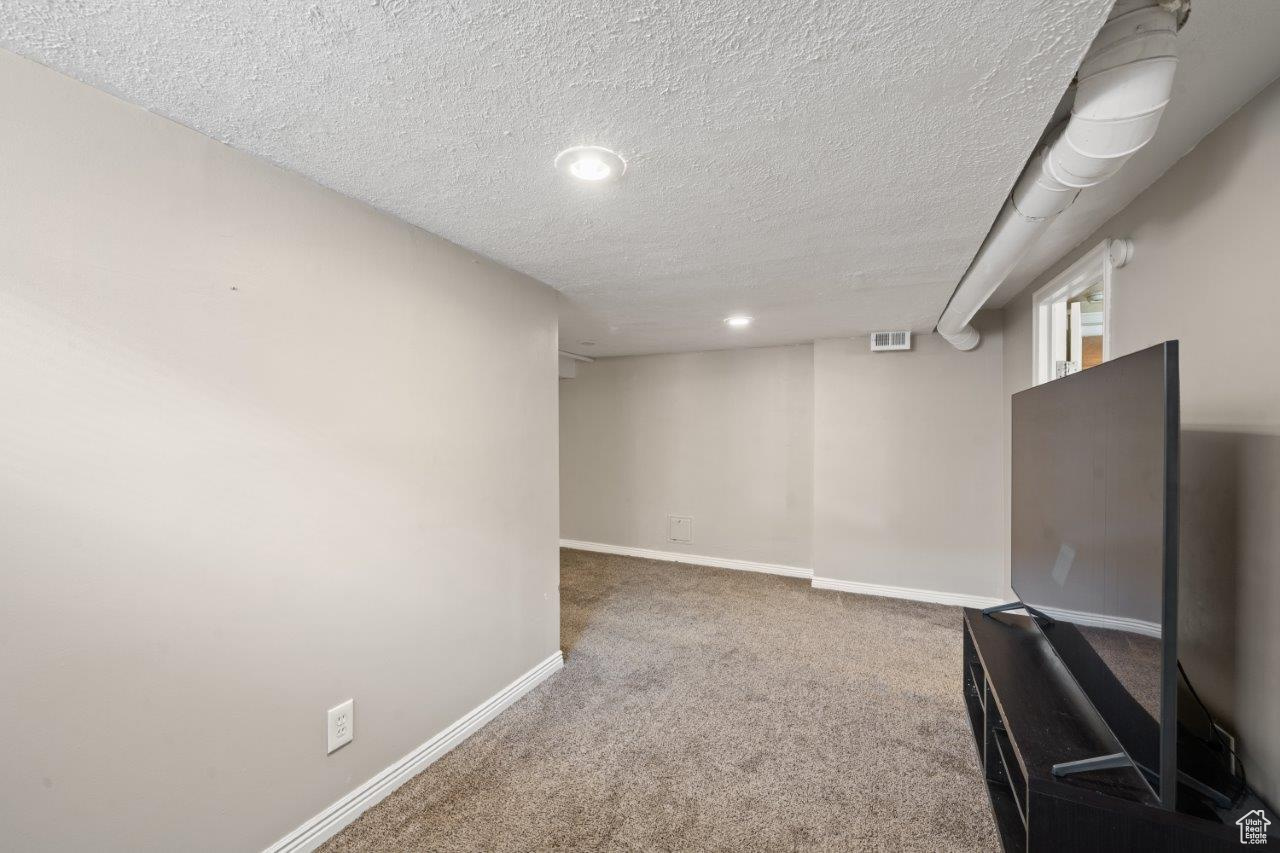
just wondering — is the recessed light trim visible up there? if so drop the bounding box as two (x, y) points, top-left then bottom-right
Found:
(724, 315), (753, 328)
(555, 146), (626, 183)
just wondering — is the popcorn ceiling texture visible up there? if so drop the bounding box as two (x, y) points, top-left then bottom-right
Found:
(2, 0), (1112, 356)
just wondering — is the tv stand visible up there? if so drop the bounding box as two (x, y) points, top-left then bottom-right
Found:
(962, 608), (1267, 851)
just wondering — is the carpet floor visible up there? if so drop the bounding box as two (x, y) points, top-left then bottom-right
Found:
(322, 549), (999, 852)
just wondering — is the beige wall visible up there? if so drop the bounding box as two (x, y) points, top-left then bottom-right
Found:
(559, 323), (1008, 601)
(559, 346), (814, 569)
(1002, 76), (1280, 804)
(0, 52), (560, 852)
(813, 314), (1006, 598)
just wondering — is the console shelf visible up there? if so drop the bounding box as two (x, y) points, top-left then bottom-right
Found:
(962, 608), (1244, 852)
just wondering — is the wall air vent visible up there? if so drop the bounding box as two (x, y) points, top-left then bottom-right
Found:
(870, 331), (912, 352)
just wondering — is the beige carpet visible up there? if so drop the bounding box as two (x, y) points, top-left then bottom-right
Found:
(322, 549), (998, 852)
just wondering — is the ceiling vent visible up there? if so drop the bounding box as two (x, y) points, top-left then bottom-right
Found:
(870, 331), (912, 352)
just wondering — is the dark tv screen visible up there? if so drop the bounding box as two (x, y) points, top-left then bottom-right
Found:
(1011, 341), (1179, 806)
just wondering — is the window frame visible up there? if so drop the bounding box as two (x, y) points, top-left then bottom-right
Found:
(1031, 238), (1132, 385)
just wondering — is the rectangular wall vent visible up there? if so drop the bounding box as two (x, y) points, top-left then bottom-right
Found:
(870, 330), (912, 352)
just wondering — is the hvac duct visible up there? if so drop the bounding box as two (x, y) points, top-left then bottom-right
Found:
(936, 0), (1189, 351)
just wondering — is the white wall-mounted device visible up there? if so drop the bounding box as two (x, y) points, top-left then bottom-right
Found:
(870, 331), (912, 352)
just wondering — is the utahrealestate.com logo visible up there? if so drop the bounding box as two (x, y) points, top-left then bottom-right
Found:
(1237, 809), (1271, 845)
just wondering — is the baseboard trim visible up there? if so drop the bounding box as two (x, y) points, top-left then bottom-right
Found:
(811, 576), (1002, 609)
(1037, 605), (1161, 638)
(559, 539), (812, 579)
(264, 650), (564, 853)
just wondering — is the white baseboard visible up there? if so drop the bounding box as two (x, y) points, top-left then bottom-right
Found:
(561, 542), (1006, 605)
(811, 576), (1002, 609)
(1036, 605), (1161, 638)
(559, 539), (812, 579)
(264, 650), (564, 853)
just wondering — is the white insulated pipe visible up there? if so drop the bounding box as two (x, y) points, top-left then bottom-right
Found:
(936, 0), (1187, 351)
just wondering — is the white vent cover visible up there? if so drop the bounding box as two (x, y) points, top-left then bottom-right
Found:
(870, 330), (912, 352)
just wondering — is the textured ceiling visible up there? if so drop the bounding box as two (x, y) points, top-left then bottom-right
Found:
(2, 0), (1114, 356)
(989, 0), (1280, 307)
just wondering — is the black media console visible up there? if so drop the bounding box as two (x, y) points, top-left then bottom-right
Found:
(962, 608), (1268, 852)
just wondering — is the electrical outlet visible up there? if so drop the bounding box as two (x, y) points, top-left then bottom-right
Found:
(327, 699), (354, 754)
(668, 515), (692, 543)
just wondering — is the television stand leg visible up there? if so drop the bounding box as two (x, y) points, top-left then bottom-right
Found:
(1178, 770), (1232, 809)
(1127, 757), (1234, 808)
(1054, 757), (1233, 807)
(982, 601), (1025, 615)
(1052, 752), (1131, 777)
(981, 600), (1056, 625)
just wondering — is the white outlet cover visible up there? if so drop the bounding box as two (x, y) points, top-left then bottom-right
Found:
(327, 699), (354, 754)
(668, 515), (692, 543)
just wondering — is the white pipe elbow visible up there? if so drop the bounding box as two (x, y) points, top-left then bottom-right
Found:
(939, 323), (981, 351)
(935, 0), (1182, 352)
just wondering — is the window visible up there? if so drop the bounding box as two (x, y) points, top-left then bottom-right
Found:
(1032, 238), (1132, 385)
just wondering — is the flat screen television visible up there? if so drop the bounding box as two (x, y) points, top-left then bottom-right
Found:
(1010, 340), (1179, 807)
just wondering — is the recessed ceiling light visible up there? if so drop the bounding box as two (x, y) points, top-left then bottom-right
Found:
(555, 146), (626, 183)
(724, 315), (753, 328)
